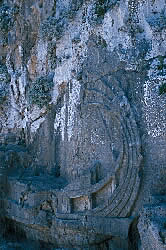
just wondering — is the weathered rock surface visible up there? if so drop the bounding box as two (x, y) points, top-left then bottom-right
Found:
(0, 0), (166, 249)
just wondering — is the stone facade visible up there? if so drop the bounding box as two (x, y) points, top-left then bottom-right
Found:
(0, 0), (166, 249)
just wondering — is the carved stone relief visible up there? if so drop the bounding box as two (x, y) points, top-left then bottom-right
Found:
(1, 76), (142, 247)
(54, 77), (142, 218)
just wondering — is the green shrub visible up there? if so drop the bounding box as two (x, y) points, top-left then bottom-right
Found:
(157, 55), (166, 71)
(0, 5), (15, 33)
(28, 74), (54, 108)
(159, 82), (166, 95)
(40, 16), (66, 41)
(0, 63), (10, 105)
(95, 0), (119, 19)
(97, 35), (107, 48)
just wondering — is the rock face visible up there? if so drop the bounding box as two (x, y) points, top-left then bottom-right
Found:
(0, 0), (166, 249)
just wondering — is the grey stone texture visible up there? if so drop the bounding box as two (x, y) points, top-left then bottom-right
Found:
(0, 0), (166, 249)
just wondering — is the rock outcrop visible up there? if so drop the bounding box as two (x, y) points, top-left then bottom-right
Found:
(0, 0), (166, 249)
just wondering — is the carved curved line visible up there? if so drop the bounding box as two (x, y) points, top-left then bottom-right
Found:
(112, 124), (138, 216)
(93, 116), (132, 216)
(92, 110), (141, 217)
(118, 117), (142, 216)
(65, 151), (123, 198)
(106, 117), (138, 216)
(118, 120), (137, 215)
(64, 110), (124, 196)
(88, 115), (131, 216)
(64, 88), (141, 218)
(106, 115), (141, 217)
(119, 173), (140, 217)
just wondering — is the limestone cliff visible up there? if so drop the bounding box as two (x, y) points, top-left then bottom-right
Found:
(0, 0), (166, 249)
